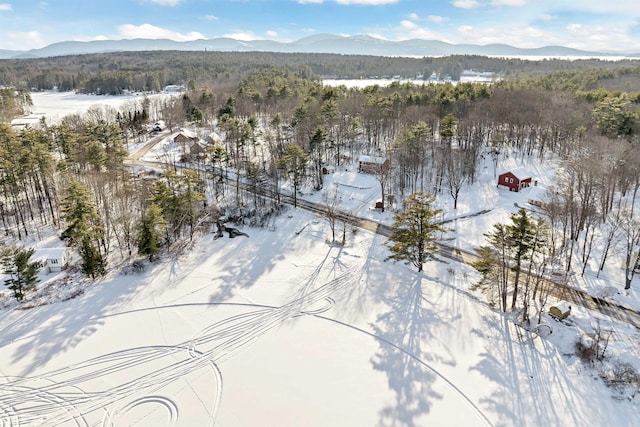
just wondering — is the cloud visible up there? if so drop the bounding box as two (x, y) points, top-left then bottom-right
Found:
(266, 30), (279, 38)
(457, 25), (474, 36)
(8, 30), (43, 49)
(297, 0), (324, 3)
(396, 20), (441, 40)
(204, 15), (219, 21)
(148, 0), (182, 6)
(451, 0), (479, 8)
(490, 0), (527, 6)
(538, 14), (557, 21)
(222, 31), (264, 41)
(0, 3), (12, 11)
(566, 23), (583, 33)
(116, 24), (205, 41)
(428, 15), (449, 23)
(400, 20), (418, 30)
(406, 13), (448, 24)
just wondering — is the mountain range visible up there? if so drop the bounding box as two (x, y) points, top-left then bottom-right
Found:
(0, 34), (637, 60)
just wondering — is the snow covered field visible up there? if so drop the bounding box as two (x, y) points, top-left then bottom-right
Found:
(2, 204), (639, 426)
(1, 93), (640, 426)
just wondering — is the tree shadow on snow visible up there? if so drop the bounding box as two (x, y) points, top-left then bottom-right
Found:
(468, 313), (624, 426)
(370, 273), (458, 427)
(206, 216), (311, 303)
(4, 270), (153, 376)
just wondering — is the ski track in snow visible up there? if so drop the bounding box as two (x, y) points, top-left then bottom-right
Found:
(0, 269), (492, 426)
(0, 271), (366, 426)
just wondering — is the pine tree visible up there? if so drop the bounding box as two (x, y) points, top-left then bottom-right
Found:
(506, 208), (536, 310)
(279, 144), (309, 208)
(137, 203), (168, 262)
(475, 208), (542, 312)
(1, 245), (39, 301)
(474, 224), (510, 312)
(79, 239), (106, 279)
(386, 191), (446, 272)
(61, 180), (107, 278)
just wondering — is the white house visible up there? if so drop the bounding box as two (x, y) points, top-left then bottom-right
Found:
(163, 85), (186, 93)
(33, 248), (68, 274)
(151, 120), (166, 132)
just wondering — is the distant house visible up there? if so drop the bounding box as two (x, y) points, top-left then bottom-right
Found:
(173, 129), (199, 144)
(33, 248), (68, 274)
(10, 114), (45, 132)
(459, 70), (497, 83)
(358, 155), (389, 174)
(151, 120), (166, 132)
(163, 85), (186, 93)
(498, 167), (533, 192)
(187, 140), (208, 158)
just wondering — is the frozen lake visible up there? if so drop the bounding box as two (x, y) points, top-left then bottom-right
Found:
(26, 91), (172, 124)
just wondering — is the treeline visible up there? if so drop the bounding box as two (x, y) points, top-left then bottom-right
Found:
(1, 50), (640, 95)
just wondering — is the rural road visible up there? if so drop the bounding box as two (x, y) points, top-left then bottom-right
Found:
(123, 129), (171, 168)
(125, 144), (640, 331)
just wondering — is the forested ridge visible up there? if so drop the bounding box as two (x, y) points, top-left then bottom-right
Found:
(2, 50), (640, 94)
(1, 51), (640, 315)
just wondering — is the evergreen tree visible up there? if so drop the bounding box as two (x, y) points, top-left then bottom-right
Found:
(79, 239), (106, 279)
(506, 208), (536, 310)
(61, 180), (107, 278)
(475, 208), (542, 312)
(279, 144), (309, 208)
(473, 224), (511, 312)
(0, 245), (39, 301)
(386, 191), (445, 272)
(309, 126), (327, 190)
(137, 203), (168, 262)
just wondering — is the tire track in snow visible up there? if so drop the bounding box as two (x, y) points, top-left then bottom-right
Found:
(0, 271), (357, 426)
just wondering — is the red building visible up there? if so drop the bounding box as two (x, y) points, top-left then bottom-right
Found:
(498, 167), (532, 192)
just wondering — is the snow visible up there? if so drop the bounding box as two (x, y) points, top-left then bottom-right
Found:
(1, 94), (639, 426)
(2, 208), (638, 426)
(27, 91), (172, 124)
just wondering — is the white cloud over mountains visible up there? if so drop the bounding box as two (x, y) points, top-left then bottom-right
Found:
(116, 24), (204, 41)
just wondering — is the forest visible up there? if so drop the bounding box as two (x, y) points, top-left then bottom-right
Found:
(1, 50), (640, 94)
(0, 50), (640, 316)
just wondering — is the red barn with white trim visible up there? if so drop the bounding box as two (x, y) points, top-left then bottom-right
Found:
(498, 167), (532, 192)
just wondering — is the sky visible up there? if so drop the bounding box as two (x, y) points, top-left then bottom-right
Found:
(0, 0), (639, 52)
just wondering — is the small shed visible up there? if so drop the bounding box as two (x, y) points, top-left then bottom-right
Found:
(498, 167), (532, 192)
(33, 247), (68, 274)
(358, 155), (389, 174)
(549, 303), (571, 320)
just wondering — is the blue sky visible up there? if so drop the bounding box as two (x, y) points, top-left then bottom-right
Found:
(0, 0), (639, 52)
